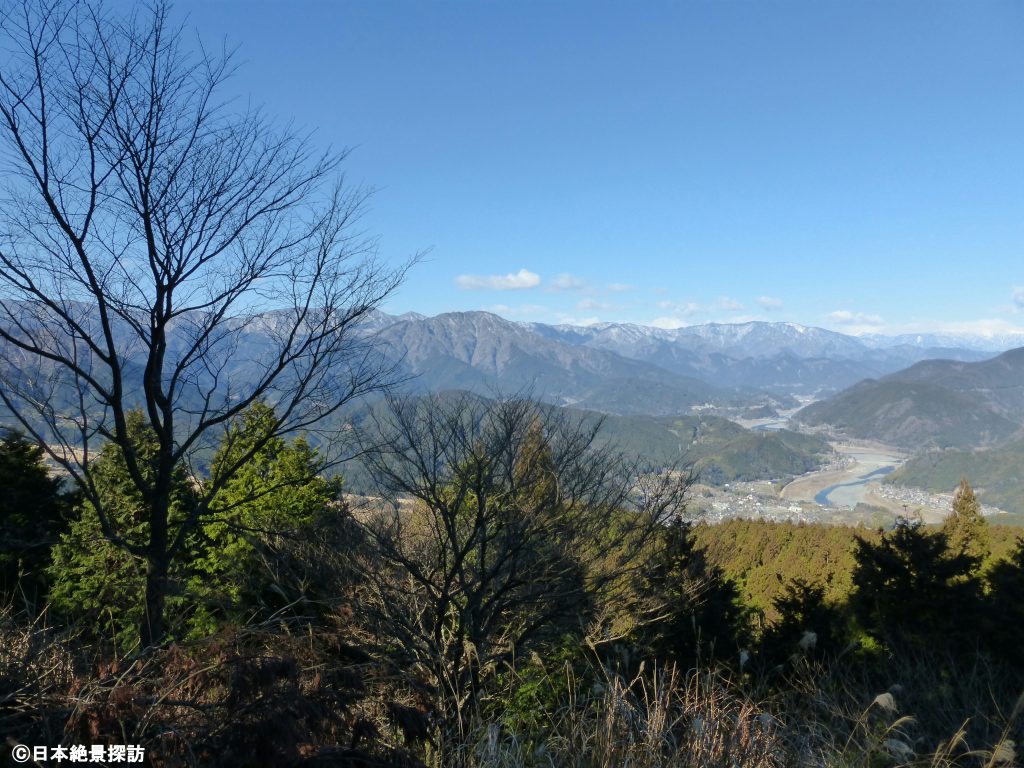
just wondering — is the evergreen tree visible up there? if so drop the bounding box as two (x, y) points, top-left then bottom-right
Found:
(187, 402), (341, 634)
(48, 404), (340, 644)
(638, 518), (745, 667)
(942, 477), (989, 561)
(985, 537), (1024, 665)
(850, 518), (982, 652)
(760, 578), (847, 666)
(48, 412), (193, 647)
(0, 429), (76, 611)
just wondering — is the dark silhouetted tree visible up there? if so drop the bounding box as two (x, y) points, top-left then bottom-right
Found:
(759, 578), (847, 666)
(985, 537), (1024, 665)
(851, 518), (982, 651)
(0, 427), (75, 610)
(0, 1), (409, 645)
(637, 518), (745, 668)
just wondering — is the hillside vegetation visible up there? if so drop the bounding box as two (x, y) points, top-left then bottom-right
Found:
(794, 347), (1024, 449)
(694, 517), (1024, 619)
(4, 408), (1024, 768)
(888, 439), (1024, 516)
(591, 411), (833, 484)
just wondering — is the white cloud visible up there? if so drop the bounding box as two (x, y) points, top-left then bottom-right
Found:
(715, 296), (744, 312)
(757, 296), (784, 311)
(554, 313), (601, 326)
(455, 268), (541, 291)
(548, 272), (586, 291)
(650, 316), (691, 329)
(825, 310), (886, 336)
(657, 300), (700, 317)
(485, 303), (549, 318)
(828, 310), (884, 326)
(608, 283), (634, 293)
(1013, 286), (1024, 311)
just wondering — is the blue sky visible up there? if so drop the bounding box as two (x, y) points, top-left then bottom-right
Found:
(172, 1), (1024, 336)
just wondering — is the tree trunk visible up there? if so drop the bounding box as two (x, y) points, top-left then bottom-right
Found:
(141, 494), (171, 648)
(140, 553), (169, 648)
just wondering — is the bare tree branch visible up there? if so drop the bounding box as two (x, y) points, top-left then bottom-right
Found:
(0, 0), (413, 646)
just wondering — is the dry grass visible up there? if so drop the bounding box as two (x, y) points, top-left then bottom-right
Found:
(4, 607), (1022, 768)
(461, 664), (788, 768)
(1, 607), (80, 747)
(452, 650), (1024, 768)
(1, 609), (427, 767)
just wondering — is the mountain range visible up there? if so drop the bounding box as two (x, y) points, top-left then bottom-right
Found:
(6, 305), (1024, 502)
(3, 305), (1017, 427)
(367, 311), (994, 409)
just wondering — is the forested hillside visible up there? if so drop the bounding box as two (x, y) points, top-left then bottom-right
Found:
(794, 348), (1024, 449)
(4, 408), (1024, 767)
(888, 439), (1024, 517)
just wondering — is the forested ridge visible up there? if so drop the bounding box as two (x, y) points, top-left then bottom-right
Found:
(3, 413), (1024, 767)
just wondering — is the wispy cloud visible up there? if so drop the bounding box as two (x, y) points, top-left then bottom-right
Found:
(548, 272), (586, 291)
(757, 296), (784, 311)
(650, 316), (690, 329)
(826, 309), (885, 335)
(1013, 286), (1024, 311)
(554, 313), (602, 327)
(455, 268), (541, 290)
(577, 298), (616, 312)
(485, 303), (549, 318)
(657, 300), (700, 317)
(608, 282), (635, 293)
(828, 310), (884, 326)
(650, 300), (701, 329)
(715, 296), (744, 312)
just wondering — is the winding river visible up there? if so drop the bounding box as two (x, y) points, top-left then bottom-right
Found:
(781, 445), (904, 510)
(814, 465), (896, 507)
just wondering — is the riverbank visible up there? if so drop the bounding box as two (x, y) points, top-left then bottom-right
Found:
(780, 442), (905, 512)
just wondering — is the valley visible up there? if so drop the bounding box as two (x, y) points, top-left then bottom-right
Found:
(5, 306), (1023, 526)
(781, 443), (904, 513)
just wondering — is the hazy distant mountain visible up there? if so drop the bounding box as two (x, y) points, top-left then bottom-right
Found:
(859, 331), (1024, 353)
(524, 319), (989, 395)
(372, 312), (743, 416)
(863, 348), (1024, 420)
(4, 305), (1014, 430)
(361, 312), (1002, 409)
(793, 348), (1024, 449)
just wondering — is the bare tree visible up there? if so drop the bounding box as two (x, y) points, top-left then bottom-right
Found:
(0, 1), (410, 645)
(356, 392), (691, 753)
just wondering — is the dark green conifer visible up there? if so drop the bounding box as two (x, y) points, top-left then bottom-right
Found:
(942, 477), (989, 561)
(851, 518), (982, 652)
(0, 429), (76, 611)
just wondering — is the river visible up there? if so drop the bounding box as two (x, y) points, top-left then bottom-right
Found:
(782, 445), (904, 510)
(814, 464), (896, 507)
